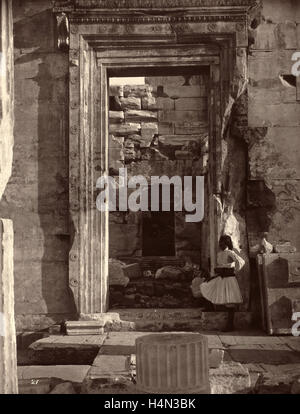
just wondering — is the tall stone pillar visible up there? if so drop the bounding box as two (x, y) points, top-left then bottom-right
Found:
(0, 220), (17, 393)
(0, 0), (17, 394)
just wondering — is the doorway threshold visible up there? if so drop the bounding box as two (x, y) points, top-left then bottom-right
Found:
(107, 308), (253, 332)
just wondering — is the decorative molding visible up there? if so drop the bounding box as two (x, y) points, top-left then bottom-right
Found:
(54, 0), (257, 9)
(52, 0), (257, 27)
(53, 0), (257, 23)
(56, 12), (70, 50)
(55, 0), (250, 315)
(68, 15), (247, 24)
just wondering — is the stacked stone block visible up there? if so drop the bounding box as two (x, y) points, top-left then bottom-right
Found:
(108, 75), (208, 171)
(108, 76), (209, 268)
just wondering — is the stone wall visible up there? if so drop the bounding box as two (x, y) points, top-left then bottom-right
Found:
(108, 75), (209, 265)
(247, 0), (300, 252)
(0, 0), (76, 331)
(1, 0), (299, 330)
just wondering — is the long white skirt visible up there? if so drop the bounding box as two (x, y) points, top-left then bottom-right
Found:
(200, 276), (243, 305)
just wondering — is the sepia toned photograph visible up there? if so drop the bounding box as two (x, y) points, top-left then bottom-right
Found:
(0, 0), (300, 400)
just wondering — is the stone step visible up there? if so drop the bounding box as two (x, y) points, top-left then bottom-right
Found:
(110, 278), (201, 308)
(18, 334), (107, 366)
(106, 309), (253, 332)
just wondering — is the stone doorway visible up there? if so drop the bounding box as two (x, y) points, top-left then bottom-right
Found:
(56, 0), (251, 318)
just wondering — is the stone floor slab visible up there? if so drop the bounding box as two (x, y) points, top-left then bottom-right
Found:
(17, 365), (90, 384)
(219, 334), (285, 347)
(100, 332), (150, 355)
(92, 355), (129, 372)
(205, 334), (224, 349)
(29, 335), (107, 350)
(227, 344), (300, 365)
(280, 337), (300, 353)
(18, 378), (51, 394)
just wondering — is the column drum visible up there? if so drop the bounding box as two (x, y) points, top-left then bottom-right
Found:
(136, 333), (210, 394)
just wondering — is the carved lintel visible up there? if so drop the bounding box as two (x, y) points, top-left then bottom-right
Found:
(56, 12), (70, 51)
(73, 0), (257, 9)
(53, 0), (258, 24)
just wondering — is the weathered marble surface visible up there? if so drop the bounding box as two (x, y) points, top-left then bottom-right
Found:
(0, 0), (17, 394)
(0, 219), (18, 394)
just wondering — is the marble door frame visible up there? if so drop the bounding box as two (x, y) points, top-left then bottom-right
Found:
(53, 1), (250, 317)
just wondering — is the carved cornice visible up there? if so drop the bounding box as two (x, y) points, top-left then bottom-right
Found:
(68, 15), (246, 24)
(53, 0), (258, 15)
(53, 0), (258, 29)
(54, 0), (257, 9)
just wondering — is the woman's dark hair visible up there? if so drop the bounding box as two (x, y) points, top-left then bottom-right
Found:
(219, 235), (233, 250)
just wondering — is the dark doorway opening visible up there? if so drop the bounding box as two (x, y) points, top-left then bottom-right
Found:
(142, 184), (176, 256)
(142, 211), (175, 256)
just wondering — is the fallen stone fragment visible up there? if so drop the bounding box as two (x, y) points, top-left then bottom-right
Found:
(109, 259), (130, 287)
(155, 266), (185, 281)
(65, 321), (104, 336)
(274, 242), (297, 253)
(122, 263), (141, 280)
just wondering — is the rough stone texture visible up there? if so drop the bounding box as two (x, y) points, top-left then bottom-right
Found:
(2, 0), (300, 334)
(247, 0), (300, 254)
(108, 76), (209, 273)
(109, 122), (141, 136)
(108, 260), (130, 288)
(109, 111), (124, 123)
(0, 1), (76, 331)
(209, 362), (251, 394)
(222, 95), (251, 308)
(120, 97), (141, 110)
(104, 309), (252, 332)
(0, 0), (14, 200)
(125, 109), (158, 122)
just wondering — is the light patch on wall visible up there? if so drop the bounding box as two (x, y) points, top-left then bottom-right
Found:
(0, 312), (5, 337)
(109, 77), (145, 86)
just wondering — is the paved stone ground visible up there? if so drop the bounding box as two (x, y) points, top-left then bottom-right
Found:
(18, 331), (300, 394)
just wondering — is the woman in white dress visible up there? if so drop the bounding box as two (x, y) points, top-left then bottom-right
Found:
(200, 235), (245, 331)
